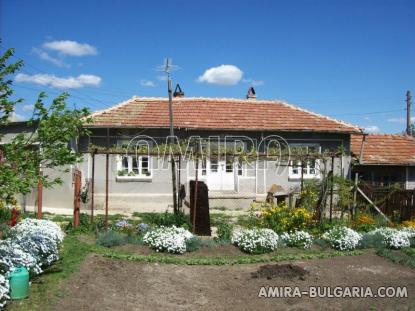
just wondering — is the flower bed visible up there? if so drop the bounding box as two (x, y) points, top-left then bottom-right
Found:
(280, 230), (313, 249)
(232, 228), (279, 254)
(322, 226), (362, 251)
(0, 219), (64, 308)
(365, 228), (411, 249)
(143, 226), (193, 254)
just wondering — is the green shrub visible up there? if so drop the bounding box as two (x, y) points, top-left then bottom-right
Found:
(0, 223), (10, 239)
(260, 203), (312, 233)
(96, 230), (126, 247)
(216, 221), (234, 242)
(139, 211), (190, 229)
(185, 236), (202, 252)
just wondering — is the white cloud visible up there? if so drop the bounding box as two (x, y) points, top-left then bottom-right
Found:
(387, 116), (415, 124)
(15, 73), (101, 89)
(197, 65), (243, 86)
(363, 125), (380, 134)
(22, 104), (34, 112)
(242, 78), (264, 86)
(140, 79), (156, 87)
(32, 48), (70, 68)
(157, 75), (168, 81)
(8, 112), (24, 122)
(43, 40), (97, 56)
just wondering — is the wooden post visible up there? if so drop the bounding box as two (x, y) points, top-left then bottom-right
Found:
(37, 171), (43, 219)
(329, 156), (334, 222)
(407, 90), (412, 135)
(105, 153), (109, 229)
(352, 172), (359, 219)
(90, 151), (95, 224)
(73, 170), (81, 227)
(192, 158), (199, 234)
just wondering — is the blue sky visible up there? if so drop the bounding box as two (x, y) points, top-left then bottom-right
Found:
(1, 0), (414, 133)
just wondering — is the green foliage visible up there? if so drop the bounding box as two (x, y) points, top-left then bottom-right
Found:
(332, 176), (354, 210)
(299, 180), (319, 210)
(216, 221), (234, 242)
(0, 47), (92, 201)
(138, 211), (190, 229)
(259, 203), (312, 233)
(185, 236), (202, 252)
(0, 223), (10, 239)
(376, 248), (415, 268)
(308, 217), (349, 236)
(359, 232), (385, 249)
(96, 230), (126, 248)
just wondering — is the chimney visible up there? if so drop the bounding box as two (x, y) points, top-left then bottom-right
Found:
(173, 84), (184, 98)
(246, 86), (256, 100)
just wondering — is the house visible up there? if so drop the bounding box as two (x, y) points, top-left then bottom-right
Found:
(4, 89), (363, 214)
(351, 134), (415, 189)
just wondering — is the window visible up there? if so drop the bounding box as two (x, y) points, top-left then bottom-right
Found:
(210, 158), (218, 173)
(288, 145), (321, 179)
(117, 155), (152, 178)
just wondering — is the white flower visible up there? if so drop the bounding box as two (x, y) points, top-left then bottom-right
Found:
(0, 219), (64, 308)
(282, 230), (313, 249)
(322, 227), (361, 251)
(232, 228), (278, 254)
(143, 226), (193, 254)
(366, 227), (410, 249)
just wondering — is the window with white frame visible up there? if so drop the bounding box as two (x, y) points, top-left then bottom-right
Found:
(117, 155), (151, 178)
(288, 145), (321, 179)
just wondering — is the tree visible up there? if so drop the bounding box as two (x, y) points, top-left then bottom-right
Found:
(0, 47), (91, 204)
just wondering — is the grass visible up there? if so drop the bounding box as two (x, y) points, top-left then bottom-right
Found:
(8, 234), (93, 311)
(5, 229), (368, 310)
(376, 247), (415, 268)
(103, 248), (363, 265)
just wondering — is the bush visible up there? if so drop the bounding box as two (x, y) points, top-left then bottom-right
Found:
(140, 212), (190, 229)
(364, 228), (410, 249)
(259, 203), (312, 233)
(143, 226), (193, 254)
(0, 219), (64, 308)
(232, 228), (278, 254)
(281, 230), (313, 249)
(322, 226), (361, 251)
(96, 230), (126, 248)
(185, 236), (202, 252)
(216, 221), (234, 242)
(351, 214), (377, 232)
(0, 274), (9, 309)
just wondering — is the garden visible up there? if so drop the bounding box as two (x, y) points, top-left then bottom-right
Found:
(1, 196), (415, 309)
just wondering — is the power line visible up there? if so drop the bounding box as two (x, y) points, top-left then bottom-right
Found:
(330, 108), (405, 117)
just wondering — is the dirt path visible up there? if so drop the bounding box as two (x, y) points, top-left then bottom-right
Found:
(54, 253), (415, 311)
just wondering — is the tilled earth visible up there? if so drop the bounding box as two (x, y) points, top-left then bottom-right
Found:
(53, 253), (415, 311)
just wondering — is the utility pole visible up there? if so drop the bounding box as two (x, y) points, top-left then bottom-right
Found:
(407, 90), (412, 135)
(166, 59), (178, 214)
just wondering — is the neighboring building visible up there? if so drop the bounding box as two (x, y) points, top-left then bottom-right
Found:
(351, 134), (415, 189)
(2, 91), (363, 213)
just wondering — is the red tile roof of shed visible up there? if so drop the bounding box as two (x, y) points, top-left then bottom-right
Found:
(88, 97), (362, 133)
(351, 134), (415, 165)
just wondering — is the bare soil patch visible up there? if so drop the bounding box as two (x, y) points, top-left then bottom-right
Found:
(251, 263), (309, 280)
(54, 252), (415, 311)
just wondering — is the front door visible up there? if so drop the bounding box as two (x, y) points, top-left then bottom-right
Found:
(208, 158), (235, 191)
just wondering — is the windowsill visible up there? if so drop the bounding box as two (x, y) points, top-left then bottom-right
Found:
(116, 176), (152, 182)
(288, 175), (321, 181)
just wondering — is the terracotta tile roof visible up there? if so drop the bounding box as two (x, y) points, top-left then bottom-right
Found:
(351, 134), (415, 165)
(88, 97), (362, 133)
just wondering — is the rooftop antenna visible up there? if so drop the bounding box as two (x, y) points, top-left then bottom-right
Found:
(164, 58), (178, 214)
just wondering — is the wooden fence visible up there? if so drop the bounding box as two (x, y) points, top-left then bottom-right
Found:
(359, 185), (415, 221)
